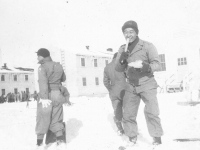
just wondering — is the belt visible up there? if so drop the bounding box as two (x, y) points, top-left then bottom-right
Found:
(48, 83), (61, 90)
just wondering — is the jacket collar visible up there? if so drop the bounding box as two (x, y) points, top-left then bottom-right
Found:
(129, 39), (144, 55)
(128, 36), (139, 53)
(38, 56), (52, 64)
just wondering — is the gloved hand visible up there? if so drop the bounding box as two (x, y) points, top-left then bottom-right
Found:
(119, 51), (129, 64)
(39, 99), (51, 108)
(141, 61), (151, 73)
(65, 96), (71, 105)
(118, 44), (126, 53)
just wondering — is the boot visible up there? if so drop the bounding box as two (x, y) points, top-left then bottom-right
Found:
(129, 136), (137, 144)
(56, 136), (65, 145)
(36, 139), (43, 146)
(36, 139), (44, 150)
(116, 122), (124, 135)
(152, 137), (162, 145)
(56, 136), (67, 149)
(56, 122), (66, 145)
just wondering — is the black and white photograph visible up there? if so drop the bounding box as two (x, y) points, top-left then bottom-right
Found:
(0, 0), (200, 149)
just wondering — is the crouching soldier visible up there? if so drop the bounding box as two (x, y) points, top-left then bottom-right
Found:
(35, 48), (68, 148)
(103, 52), (126, 135)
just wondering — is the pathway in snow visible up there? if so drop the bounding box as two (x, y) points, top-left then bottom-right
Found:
(0, 93), (200, 150)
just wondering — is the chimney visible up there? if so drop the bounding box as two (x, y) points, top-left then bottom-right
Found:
(86, 46), (89, 50)
(107, 48), (113, 52)
(3, 63), (7, 68)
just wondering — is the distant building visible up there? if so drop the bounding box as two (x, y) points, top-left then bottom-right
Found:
(63, 48), (113, 97)
(0, 64), (35, 96)
(154, 27), (200, 94)
(48, 46), (113, 97)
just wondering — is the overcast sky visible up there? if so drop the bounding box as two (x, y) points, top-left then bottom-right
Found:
(0, 0), (200, 67)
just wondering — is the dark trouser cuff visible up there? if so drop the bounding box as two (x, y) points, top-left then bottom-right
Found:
(56, 135), (64, 141)
(37, 139), (43, 146)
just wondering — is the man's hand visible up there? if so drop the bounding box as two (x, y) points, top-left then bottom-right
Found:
(39, 99), (51, 108)
(128, 60), (143, 68)
(118, 44), (126, 53)
(119, 52), (129, 64)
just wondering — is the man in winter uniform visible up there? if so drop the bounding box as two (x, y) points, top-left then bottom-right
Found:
(35, 48), (67, 148)
(115, 20), (163, 145)
(103, 52), (126, 135)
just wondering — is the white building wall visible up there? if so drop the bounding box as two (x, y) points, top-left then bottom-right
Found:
(155, 27), (200, 94)
(76, 55), (111, 96)
(64, 51), (79, 97)
(47, 47), (114, 96)
(0, 72), (35, 95)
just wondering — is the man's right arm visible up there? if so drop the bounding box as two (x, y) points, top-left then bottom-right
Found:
(115, 45), (128, 72)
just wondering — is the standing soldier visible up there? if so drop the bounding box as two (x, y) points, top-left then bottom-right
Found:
(33, 91), (38, 101)
(18, 92), (21, 102)
(26, 97), (29, 108)
(116, 20), (163, 147)
(35, 48), (67, 148)
(21, 91), (25, 102)
(13, 93), (17, 102)
(0, 94), (3, 103)
(6, 93), (11, 103)
(103, 52), (126, 135)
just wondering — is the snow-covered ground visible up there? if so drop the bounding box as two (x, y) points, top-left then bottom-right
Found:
(0, 92), (200, 150)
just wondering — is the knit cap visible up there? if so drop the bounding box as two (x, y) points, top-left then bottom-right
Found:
(122, 20), (139, 34)
(36, 48), (50, 58)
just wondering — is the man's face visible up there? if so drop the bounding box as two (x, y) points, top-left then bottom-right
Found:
(123, 28), (137, 43)
(37, 55), (44, 62)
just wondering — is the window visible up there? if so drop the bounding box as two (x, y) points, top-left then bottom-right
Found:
(81, 58), (85, 67)
(1, 89), (5, 95)
(158, 54), (166, 71)
(82, 77), (86, 86)
(25, 75), (28, 81)
(1, 75), (5, 81)
(105, 60), (109, 66)
(178, 57), (187, 66)
(94, 59), (98, 67)
(14, 88), (18, 94)
(13, 75), (17, 81)
(95, 77), (99, 85)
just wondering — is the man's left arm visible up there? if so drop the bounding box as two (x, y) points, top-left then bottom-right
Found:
(38, 66), (49, 99)
(141, 43), (160, 73)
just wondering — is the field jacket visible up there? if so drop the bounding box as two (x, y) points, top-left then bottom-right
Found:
(115, 39), (160, 86)
(38, 57), (66, 99)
